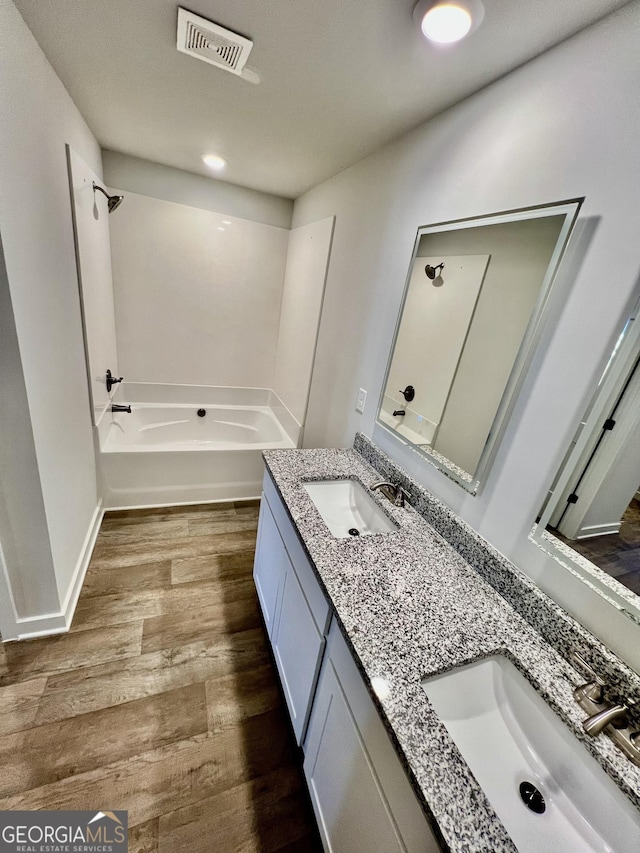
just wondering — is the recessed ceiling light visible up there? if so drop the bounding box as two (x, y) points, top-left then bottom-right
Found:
(202, 154), (227, 171)
(414, 1), (483, 45)
(423, 5), (470, 42)
(222, 220), (232, 225)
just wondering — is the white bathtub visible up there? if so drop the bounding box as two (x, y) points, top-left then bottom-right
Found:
(98, 383), (300, 508)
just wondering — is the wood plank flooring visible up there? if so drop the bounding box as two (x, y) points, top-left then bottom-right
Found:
(551, 497), (640, 595)
(0, 500), (322, 853)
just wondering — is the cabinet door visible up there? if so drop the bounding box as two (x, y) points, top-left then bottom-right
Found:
(262, 471), (330, 636)
(253, 496), (288, 638)
(304, 658), (406, 853)
(272, 562), (325, 743)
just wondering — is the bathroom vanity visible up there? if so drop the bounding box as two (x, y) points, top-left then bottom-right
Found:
(254, 464), (437, 851)
(252, 436), (640, 852)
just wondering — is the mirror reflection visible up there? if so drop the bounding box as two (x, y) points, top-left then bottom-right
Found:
(532, 298), (640, 623)
(377, 200), (583, 492)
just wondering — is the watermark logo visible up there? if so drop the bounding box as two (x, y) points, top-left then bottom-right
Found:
(0, 810), (128, 852)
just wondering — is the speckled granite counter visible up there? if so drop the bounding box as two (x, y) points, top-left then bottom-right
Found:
(262, 440), (640, 853)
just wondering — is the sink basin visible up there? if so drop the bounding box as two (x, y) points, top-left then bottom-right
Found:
(303, 479), (398, 538)
(422, 655), (640, 853)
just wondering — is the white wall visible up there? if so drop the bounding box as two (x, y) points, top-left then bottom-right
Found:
(293, 2), (640, 669)
(0, 238), (58, 617)
(273, 217), (335, 425)
(108, 190), (289, 388)
(103, 151), (293, 229)
(0, 0), (102, 634)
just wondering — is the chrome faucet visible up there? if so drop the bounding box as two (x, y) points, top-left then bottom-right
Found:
(582, 704), (629, 736)
(111, 404), (132, 413)
(370, 481), (411, 508)
(569, 649), (640, 766)
(570, 650), (606, 705)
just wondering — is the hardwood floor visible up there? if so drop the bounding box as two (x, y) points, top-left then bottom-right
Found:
(0, 500), (322, 853)
(551, 497), (640, 595)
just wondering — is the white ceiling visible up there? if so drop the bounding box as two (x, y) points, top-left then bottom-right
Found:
(14, 0), (631, 198)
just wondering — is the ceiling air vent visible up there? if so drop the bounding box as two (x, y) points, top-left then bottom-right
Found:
(177, 8), (254, 78)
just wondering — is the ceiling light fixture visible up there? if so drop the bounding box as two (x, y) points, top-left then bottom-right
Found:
(413, 0), (484, 45)
(202, 154), (227, 171)
(423, 5), (470, 42)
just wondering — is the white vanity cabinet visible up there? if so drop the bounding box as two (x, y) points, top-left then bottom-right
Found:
(254, 472), (330, 742)
(253, 493), (288, 637)
(304, 620), (440, 853)
(253, 470), (438, 852)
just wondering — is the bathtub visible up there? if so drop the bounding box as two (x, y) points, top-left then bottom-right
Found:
(98, 382), (300, 508)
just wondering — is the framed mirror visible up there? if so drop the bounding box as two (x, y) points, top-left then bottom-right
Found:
(531, 293), (640, 625)
(376, 199), (583, 494)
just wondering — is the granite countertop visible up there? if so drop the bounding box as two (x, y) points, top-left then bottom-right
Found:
(262, 445), (640, 853)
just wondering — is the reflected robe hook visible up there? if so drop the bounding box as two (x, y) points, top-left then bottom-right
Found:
(425, 262), (444, 279)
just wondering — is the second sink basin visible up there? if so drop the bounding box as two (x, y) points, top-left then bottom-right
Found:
(422, 655), (640, 853)
(303, 479), (398, 538)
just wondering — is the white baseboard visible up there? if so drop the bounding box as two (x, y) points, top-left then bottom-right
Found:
(106, 495), (260, 512)
(577, 521), (621, 539)
(4, 501), (104, 642)
(60, 500), (104, 628)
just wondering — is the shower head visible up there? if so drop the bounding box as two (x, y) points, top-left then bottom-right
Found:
(425, 262), (445, 279)
(92, 182), (124, 214)
(107, 194), (124, 213)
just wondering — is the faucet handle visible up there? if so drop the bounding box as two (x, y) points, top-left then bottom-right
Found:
(583, 704), (629, 737)
(569, 650), (605, 683)
(569, 650), (606, 704)
(106, 369), (124, 393)
(395, 486), (412, 508)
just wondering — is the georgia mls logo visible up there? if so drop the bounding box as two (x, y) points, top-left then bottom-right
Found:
(0, 810), (128, 852)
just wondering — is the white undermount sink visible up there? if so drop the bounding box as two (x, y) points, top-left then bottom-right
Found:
(303, 479), (398, 538)
(422, 655), (640, 853)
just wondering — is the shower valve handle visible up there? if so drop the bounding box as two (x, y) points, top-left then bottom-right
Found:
(106, 369), (123, 393)
(399, 385), (415, 403)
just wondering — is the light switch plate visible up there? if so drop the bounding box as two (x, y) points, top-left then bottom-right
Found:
(356, 388), (367, 414)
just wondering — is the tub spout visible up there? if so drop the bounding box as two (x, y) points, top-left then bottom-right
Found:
(112, 404), (132, 414)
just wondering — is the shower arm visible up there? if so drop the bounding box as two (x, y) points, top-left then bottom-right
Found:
(92, 182), (123, 213)
(92, 183), (110, 200)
